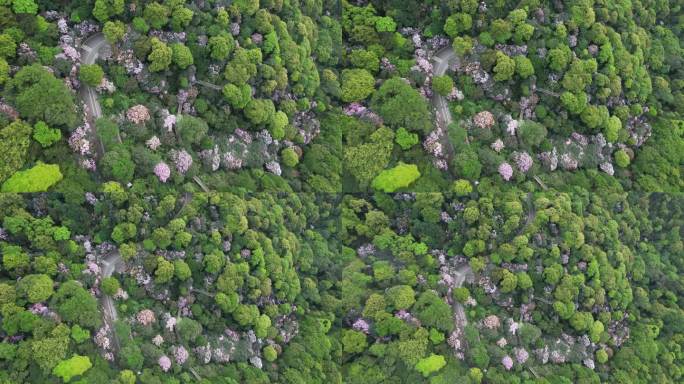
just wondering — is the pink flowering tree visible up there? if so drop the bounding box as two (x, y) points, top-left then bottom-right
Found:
(126, 105), (151, 125)
(158, 355), (171, 372)
(502, 355), (514, 370)
(154, 162), (171, 182)
(513, 152), (533, 173)
(146, 136), (161, 151)
(174, 345), (189, 364)
(498, 162), (514, 181)
(473, 111), (496, 129)
(136, 309), (156, 326)
(172, 150), (193, 174)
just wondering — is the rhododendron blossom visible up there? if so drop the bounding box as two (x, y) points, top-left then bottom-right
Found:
(154, 162), (171, 183)
(158, 355), (171, 372)
(515, 347), (529, 364)
(473, 111), (495, 129)
(498, 162), (514, 181)
(502, 355), (514, 370)
(126, 104), (151, 124)
(136, 309), (156, 326)
(174, 345), (189, 364)
(146, 136), (161, 150)
(172, 150), (193, 174)
(491, 139), (505, 152)
(513, 151), (533, 173)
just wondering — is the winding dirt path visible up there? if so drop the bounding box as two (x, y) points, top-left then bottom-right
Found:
(431, 47), (475, 333)
(79, 33), (110, 157)
(100, 251), (124, 354)
(452, 265), (474, 327)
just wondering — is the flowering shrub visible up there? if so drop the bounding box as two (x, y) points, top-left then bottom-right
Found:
(172, 150), (193, 174)
(136, 309), (156, 326)
(513, 151), (533, 173)
(158, 355), (171, 372)
(126, 105), (150, 125)
(473, 111), (496, 129)
(146, 136), (161, 151)
(498, 162), (513, 181)
(502, 355), (513, 370)
(154, 162), (171, 182)
(174, 345), (189, 364)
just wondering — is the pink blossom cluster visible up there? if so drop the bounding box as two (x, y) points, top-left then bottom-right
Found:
(415, 57), (433, 74)
(423, 128), (448, 169)
(172, 150), (193, 174)
(146, 136), (161, 150)
(233, 128), (253, 144)
(447, 87), (464, 101)
(163, 113), (176, 131)
(395, 310), (421, 326)
(491, 139), (505, 152)
(113, 288), (128, 300)
(60, 44), (80, 62)
(599, 162), (614, 176)
(265, 161), (282, 176)
(116, 50), (144, 75)
(508, 320), (519, 335)
(513, 151), (533, 173)
(222, 152), (244, 170)
(81, 158), (97, 171)
(69, 124), (91, 155)
(515, 347), (529, 364)
(0, 102), (19, 120)
(352, 318), (370, 334)
(447, 329), (463, 352)
(560, 153), (579, 170)
(136, 309), (156, 326)
(199, 146), (221, 171)
(154, 162), (171, 182)
(57, 18), (68, 34)
(96, 78), (116, 93)
(506, 118), (519, 136)
(18, 42), (36, 61)
(380, 57), (396, 72)
(94, 326), (111, 350)
(344, 102), (367, 116)
(483, 314), (501, 329)
(158, 355), (172, 372)
(502, 355), (514, 370)
(29, 303), (49, 316)
(496, 337), (507, 347)
(498, 162), (514, 181)
(357, 243), (375, 258)
(571, 132), (589, 146)
(126, 104), (151, 124)
(539, 148), (559, 171)
(473, 110), (496, 129)
(165, 316), (177, 331)
(174, 345), (189, 364)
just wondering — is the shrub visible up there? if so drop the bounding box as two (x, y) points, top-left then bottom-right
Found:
(32, 121), (61, 148)
(79, 64), (104, 87)
(614, 149), (630, 167)
(371, 163), (421, 192)
(281, 147), (299, 167)
(395, 127), (419, 150)
(1, 163), (63, 192)
(415, 354), (446, 377)
(452, 179), (473, 196)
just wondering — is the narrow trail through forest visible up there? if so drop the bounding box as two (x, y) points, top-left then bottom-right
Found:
(431, 48), (475, 339)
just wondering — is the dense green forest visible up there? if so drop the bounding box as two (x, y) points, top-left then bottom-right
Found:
(0, 190), (682, 383)
(0, 0), (682, 383)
